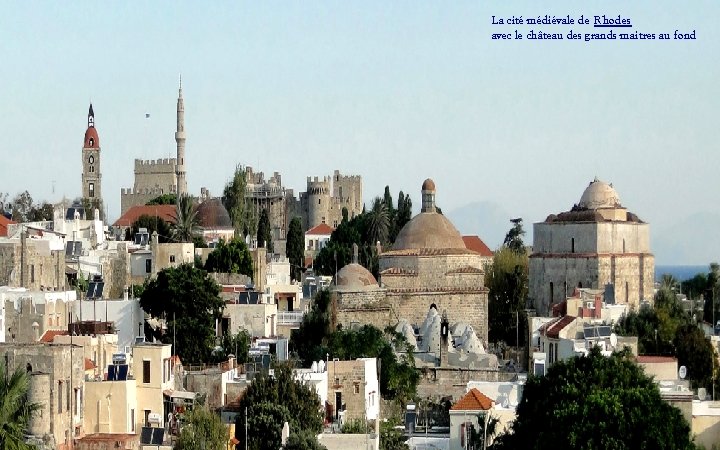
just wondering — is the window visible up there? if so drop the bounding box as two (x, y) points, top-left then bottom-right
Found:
(318, 199), (321, 204)
(89, 182), (95, 198)
(30, 265), (35, 283)
(58, 381), (63, 412)
(89, 165), (94, 173)
(169, 255), (176, 263)
(354, 383), (360, 394)
(131, 409), (135, 432)
(571, 238), (575, 253)
(89, 138), (94, 146)
(143, 360), (151, 384)
(67, 382), (71, 412)
(145, 259), (151, 274)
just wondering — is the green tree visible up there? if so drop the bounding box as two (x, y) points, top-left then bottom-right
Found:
(0, 364), (40, 450)
(125, 214), (172, 243)
(379, 419), (409, 450)
(204, 238), (253, 278)
(10, 190), (34, 222)
(367, 197), (390, 246)
(222, 165), (248, 235)
(146, 193), (177, 205)
(394, 191), (412, 240)
(27, 201), (54, 222)
(257, 208), (273, 252)
(495, 348), (695, 450)
(140, 264), (224, 364)
(675, 324), (715, 390)
(291, 289), (336, 364)
(172, 193), (200, 243)
(485, 246), (529, 346)
(236, 363), (324, 450)
(469, 412), (501, 450)
(284, 429), (328, 450)
(218, 329), (251, 365)
(503, 218), (526, 255)
(286, 217), (305, 281)
(175, 406), (228, 450)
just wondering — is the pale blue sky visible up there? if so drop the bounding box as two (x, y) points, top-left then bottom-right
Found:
(1, 1), (717, 263)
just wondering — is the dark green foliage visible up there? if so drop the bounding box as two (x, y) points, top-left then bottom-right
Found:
(175, 406), (227, 450)
(290, 290), (336, 363)
(126, 214), (172, 243)
(469, 413), (501, 449)
(503, 218), (526, 255)
(0, 364), (40, 450)
(223, 164), (247, 234)
(380, 419), (409, 450)
(236, 363), (324, 450)
(675, 324), (715, 389)
(496, 348), (695, 450)
(192, 234), (208, 248)
(285, 429), (328, 450)
(204, 238), (253, 278)
(286, 217), (305, 281)
(257, 208), (273, 252)
(146, 193), (177, 205)
(341, 418), (371, 434)
(394, 191), (412, 242)
(486, 246), (529, 345)
(139, 264), (224, 364)
(218, 329), (251, 365)
(172, 193), (200, 243)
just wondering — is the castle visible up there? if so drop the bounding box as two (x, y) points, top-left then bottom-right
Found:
(120, 79), (187, 215)
(298, 170), (362, 231)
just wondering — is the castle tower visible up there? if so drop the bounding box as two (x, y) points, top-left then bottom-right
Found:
(81, 103), (102, 202)
(175, 76), (187, 195)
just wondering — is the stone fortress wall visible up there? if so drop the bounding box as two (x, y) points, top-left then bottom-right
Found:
(300, 170), (363, 230)
(120, 158), (179, 215)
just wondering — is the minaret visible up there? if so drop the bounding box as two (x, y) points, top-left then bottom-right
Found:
(175, 76), (187, 195)
(82, 104), (102, 203)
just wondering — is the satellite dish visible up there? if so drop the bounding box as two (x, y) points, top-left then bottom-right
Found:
(679, 366), (687, 380)
(609, 333), (618, 347)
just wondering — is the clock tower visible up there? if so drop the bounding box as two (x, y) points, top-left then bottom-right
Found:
(81, 104), (102, 207)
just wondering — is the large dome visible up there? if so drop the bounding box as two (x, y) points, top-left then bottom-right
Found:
(393, 213), (466, 250)
(332, 263), (379, 292)
(578, 178), (621, 210)
(196, 198), (232, 228)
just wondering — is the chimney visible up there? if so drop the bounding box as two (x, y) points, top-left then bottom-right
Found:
(594, 296), (602, 319)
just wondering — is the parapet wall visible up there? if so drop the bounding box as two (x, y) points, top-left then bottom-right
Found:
(134, 158), (177, 174)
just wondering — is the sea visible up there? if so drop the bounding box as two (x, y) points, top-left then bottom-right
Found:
(655, 265), (710, 282)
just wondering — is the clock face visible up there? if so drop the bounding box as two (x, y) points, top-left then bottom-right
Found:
(88, 155), (95, 164)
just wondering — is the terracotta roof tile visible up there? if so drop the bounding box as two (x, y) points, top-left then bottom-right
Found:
(39, 329), (68, 343)
(451, 388), (494, 411)
(380, 267), (418, 277)
(462, 236), (494, 257)
(306, 223), (334, 235)
(84, 358), (96, 371)
(446, 266), (483, 275)
(0, 215), (16, 237)
(636, 356), (677, 364)
(112, 205), (177, 227)
(539, 316), (576, 339)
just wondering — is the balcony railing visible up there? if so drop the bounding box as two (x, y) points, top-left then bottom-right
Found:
(277, 311), (304, 325)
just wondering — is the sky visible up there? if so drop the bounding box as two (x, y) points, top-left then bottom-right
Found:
(1, 1), (718, 265)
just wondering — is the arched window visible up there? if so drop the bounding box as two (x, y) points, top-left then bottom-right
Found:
(89, 138), (94, 147)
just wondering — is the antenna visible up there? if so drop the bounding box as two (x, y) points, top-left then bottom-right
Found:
(679, 365), (687, 380)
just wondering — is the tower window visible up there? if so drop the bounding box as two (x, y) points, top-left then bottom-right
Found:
(571, 238), (575, 253)
(89, 138), (94, 147)
(89, 183), (95, 198)
(318, 199), (321, 204)
(89, 166), (94, 173)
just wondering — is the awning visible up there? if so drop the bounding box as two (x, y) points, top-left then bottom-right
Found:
(163, 389), (197, 401)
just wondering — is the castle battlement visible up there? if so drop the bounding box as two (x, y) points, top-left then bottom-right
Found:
(134, 158), (178, 173)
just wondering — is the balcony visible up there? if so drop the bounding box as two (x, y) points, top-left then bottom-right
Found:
(277, 311), (304, 325)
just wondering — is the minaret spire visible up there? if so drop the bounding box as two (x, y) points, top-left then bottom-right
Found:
(175, 75), (187, 195)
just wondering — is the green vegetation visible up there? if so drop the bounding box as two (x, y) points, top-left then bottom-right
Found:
(495, 347), (696, 450)
(485, 246), (528, 346)
(379, 419), (409, 450)
(174, 406), (227, 450)
(286, 217), (305, 281)
(171, 193), (201, 243)
(222, 164), (257, 237)
(204, 237), (254, 278)
(236, 363), (324, 450)
(146, 193), (177, 205)
(0, 364), (40, 450)
(140, 264), (225, 364)
(257, 207), (273, 252)
(125, 214), (172, 243)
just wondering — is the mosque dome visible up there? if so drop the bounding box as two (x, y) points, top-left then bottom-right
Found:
(196, 198), (232, 228)
(392, 179), (466, 251)
(578, 178), (622, 210)
(332, 263), (379, 292)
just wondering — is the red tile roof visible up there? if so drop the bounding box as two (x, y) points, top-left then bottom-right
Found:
(0, 215), (16, 237)
(462, 236), (493, 257)
(39, 329), (68, 343)
(637, 356), (677, 364)
(539, 316), (576, 339)
(306, 223), (334, 236)
(451, 388), (494, 411)
(84, 358), (97, 371)
(112, 205), (177, 227)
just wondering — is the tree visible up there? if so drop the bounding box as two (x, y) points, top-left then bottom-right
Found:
(27, 201), (54, 222)
(0, 364), (40, 450)
(10, 190), (34, 222)
(204, 238), (253, 278)
(284, 429), (327, 450)
(503, 218), (526, 255)
(172, 193), (200, 243)
(675, 324), (715, 390)
(175, 406), (227, 450)
(395, 191), (412, 239)
(140, 264), (224, 364)
(236, 363), (324, 450)
(380, 419), (409, 450)
(217, 329), (251, 365)
(367, 197), (390, 246)
(469, 413), (501, 450)
(222, 165), (248, 235)
(286, 217), (305, 281)
(257, 208), (273, 252)
(125, 214), (172, 243)
(495, 348), (695, 450)
(146, 193), (177, 205)
(485, 246), (529, 346)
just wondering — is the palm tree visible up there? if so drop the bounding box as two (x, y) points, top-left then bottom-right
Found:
(172, 193), (200, 243)
(660, 274), (679, 291)
(366, 197), (389, 246)
(0, 364), (40, 450)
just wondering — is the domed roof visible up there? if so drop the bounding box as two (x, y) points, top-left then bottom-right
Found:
(196, 198), (232, 228)
(578, 178), (621, 209)
(332, 263), (379, 292)
(393, 212), (466, 250)
(84, 127), (99, 148)
(422, 178), (436, 191)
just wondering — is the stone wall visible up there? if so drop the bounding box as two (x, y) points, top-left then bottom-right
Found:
(533, 221), (651, 254)
(0, 241), (66, 291)
(186, 369), (224, 409)
(417, 367), (516, 400)
(327, 360), (367, 423)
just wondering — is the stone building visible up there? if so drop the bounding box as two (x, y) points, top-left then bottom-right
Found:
(0, 343), (85, 450)
(120, 80), (187, 215)
(379, 179), (490, 343)
(529, 178), (655, 316)
(326, 358), (379, 424)
(81, 104), (102, 207)
(299, 170), (363, 231)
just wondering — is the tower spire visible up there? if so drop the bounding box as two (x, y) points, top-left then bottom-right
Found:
(175, 76), (187, 195)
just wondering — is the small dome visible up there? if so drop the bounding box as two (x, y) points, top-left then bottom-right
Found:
(578, 178), (621, 210)
(196, 198), (232, 228)
(84, 127), (100, 148)
(422, 178), (436, 191)
(393, 213), (466, 250)
(332, 263), (379, 292)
